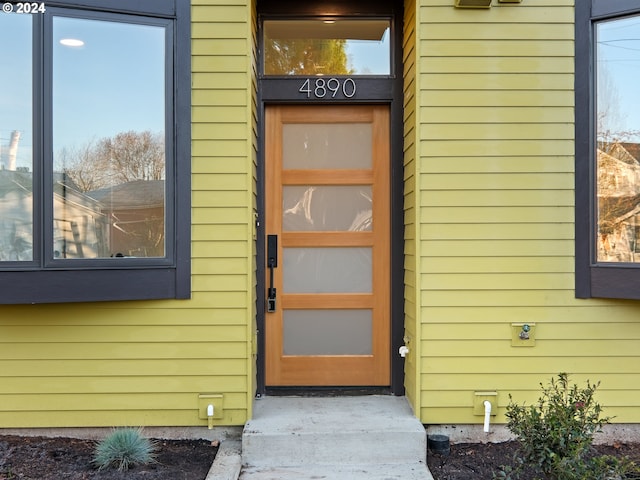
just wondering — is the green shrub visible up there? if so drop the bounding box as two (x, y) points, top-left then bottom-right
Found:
(496, 373), (640, 480)
(92, 427), (157, 471)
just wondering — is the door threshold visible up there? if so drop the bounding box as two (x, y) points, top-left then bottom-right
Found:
(262, 386), (392, 397)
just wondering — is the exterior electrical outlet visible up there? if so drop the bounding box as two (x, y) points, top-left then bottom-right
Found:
(511, 323), (536, 347)
(473, 391), (497, 416)
(198, 394), (224, 420)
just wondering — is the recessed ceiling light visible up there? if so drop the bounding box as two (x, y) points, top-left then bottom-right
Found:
(323, 20), (335, 24)
(60, 38), (84, 47)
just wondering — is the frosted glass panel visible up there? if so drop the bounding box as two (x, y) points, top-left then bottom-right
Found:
(283, 248), (372, 293)
(283, 186), (372, 231)
(283, 124), (371, 169)
(283, 310), (372, 355)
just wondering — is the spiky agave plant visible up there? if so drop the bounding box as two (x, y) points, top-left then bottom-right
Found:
(93, 427), (157, 471)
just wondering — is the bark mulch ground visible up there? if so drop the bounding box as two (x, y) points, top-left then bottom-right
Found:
(0, 434), (218, 480)
(427, 440), (640, 480)
(1, 434), (639, 480)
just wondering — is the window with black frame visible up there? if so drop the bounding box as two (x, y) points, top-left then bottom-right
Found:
(576, 0), (640, 299)
(0, 1), (190, 303)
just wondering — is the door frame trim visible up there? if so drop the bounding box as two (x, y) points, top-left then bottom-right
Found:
(255, 0), (405, 396)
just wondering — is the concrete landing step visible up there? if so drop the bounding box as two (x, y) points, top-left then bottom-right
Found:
(239, 463), (434, 480)
(242, 396), (427, 468)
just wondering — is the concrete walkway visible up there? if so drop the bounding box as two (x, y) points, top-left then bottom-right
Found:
(237, 396), (434, 480)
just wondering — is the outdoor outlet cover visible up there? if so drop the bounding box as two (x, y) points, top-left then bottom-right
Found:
(511, 322), (536, 347)
(474, 391), (498, 416)
(198, 394), (224, 420)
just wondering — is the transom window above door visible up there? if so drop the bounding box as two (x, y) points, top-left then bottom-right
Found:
(262, 19), (391, 76)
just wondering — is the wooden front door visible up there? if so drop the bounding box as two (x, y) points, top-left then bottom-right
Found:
(265, 105), (390, 386)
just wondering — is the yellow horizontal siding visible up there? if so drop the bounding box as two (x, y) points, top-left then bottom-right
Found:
(422, 273), (572, 291)
(419, 206), (573, 223)
(422, 239), (571, 256)
(420, 291), (582, 307)
(193, 72), (248, 89)
(420, 173), (573, 189)
(192, 157), (250, 176)
(422, 256), (574, 273)
(421, 107), (573, 123)
(192, 106), (248, 125)
(426, 40), (574, 57)
(421, 57), (572, 74)
(0, 325), (247, 343)
(193, 190), (249, 207)
(192, 140), (249, 156)
(0, 409), (250, 429)
(415, 0), (639, 427)
(0, 359), (247, 377)
(0, 342), (247, 359)
(423, 190), (574, 207)
(0, 0), (256, 429)
(423, 156), (574, 173)
(423, 356), (640, 375)
(424, 340), (640, 358)
(403, 0), (421, 415)
(192, 39), (247, 56)
(192, 224), (248, 242)
(422, 90), (573, 107)
(421, 140), (574, 156)
(192, 5), (248, 22)
(424, 373), (640, 391)
(422, 5), (573, 24)
(423, 73), (574, 90)
(1, 393), (247, 412)
(193, 89), (249, 105)
(421, 407), (640, 425)
(192, 123), (248, 140)
(422, 324), (640, 341)
(421, 23), (573, 41)
(422, 306), (640, 323)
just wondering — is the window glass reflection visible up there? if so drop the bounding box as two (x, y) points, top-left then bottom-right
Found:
(0, 13), (33, 261)
(596, 15), (640, 262)
(263, 19), (390, 76)
(53, 17), (166, 258)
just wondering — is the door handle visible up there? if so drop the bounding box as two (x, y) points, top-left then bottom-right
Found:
(267, 234), (277, 312)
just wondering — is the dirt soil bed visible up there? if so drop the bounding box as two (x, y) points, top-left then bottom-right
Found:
(427, 440), (640, 480)
(2, 434), (639, 480)
(0, 435), (217, 480)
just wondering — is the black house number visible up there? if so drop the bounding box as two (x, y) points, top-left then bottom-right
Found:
(299, 78), (357, 99)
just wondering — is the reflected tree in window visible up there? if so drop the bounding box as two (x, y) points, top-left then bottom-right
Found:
(58, 130), (165, 258)
(265, 38), (352, 76)
(60, 131), (164, 192)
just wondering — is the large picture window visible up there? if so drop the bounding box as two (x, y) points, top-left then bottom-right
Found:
(0, 0), (190, 303)
(576, 0), (640, 298)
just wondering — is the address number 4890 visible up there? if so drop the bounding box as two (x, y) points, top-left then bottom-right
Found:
(299, 78), (356, 99)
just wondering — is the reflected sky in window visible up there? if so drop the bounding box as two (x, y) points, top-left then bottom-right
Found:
(597, 16), (640, 141)
(53, 16), (165, 164)
(0, 14), (32, 170)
